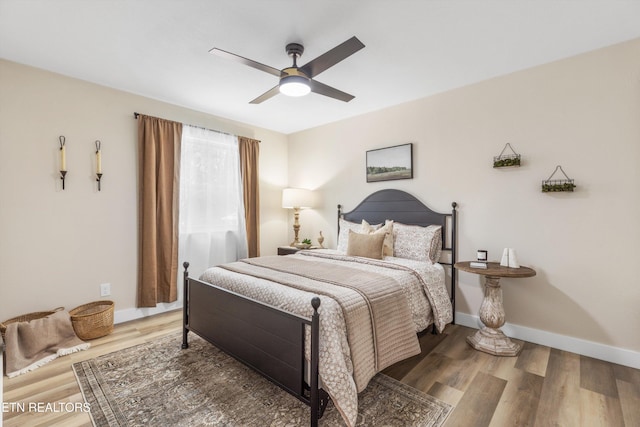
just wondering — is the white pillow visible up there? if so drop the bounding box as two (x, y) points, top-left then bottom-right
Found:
(336, 218), (364, 253)
(393, 223), (442, 263)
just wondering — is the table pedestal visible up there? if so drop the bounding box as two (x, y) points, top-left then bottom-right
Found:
(466, 276), (522, 356)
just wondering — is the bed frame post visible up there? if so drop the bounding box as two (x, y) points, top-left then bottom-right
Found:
(310, 297), (321, 427)
(182, 261), (190, 349)
(451, 202), (457, 324)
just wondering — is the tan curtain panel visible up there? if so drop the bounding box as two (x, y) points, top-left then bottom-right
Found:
(137, 115), (182, 307)
(239, 136), (260, 257)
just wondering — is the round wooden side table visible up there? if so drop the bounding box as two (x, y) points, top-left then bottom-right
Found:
(455, 261), (536, 356)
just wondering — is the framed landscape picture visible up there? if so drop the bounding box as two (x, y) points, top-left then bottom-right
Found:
(366, 143), (413, 182)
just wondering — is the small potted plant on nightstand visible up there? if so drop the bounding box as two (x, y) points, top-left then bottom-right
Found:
(296, 238), (312, 249)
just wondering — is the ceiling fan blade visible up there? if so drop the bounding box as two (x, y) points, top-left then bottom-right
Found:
(300, 36), (365, 78)
(209, 47), (281, 77)
(249, 85), (280, 104)
(309, 80), (355, 102)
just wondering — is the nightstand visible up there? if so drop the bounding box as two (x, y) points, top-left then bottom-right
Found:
(455, 261), (536, 356)
(277, 246), (300, 256)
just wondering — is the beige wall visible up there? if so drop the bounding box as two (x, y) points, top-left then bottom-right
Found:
(1, 37), (639, 365)
(0, 59), (289, 321)
(288, 39), (640, 358)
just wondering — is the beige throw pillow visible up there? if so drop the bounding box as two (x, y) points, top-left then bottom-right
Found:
(346, 230), (386, 259)
(361, 219), (394, 257)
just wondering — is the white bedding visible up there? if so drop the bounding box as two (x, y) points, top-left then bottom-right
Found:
(198, 249), (452, 427)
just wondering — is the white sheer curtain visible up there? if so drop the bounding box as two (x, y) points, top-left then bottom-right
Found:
(178, 125), (248, 279)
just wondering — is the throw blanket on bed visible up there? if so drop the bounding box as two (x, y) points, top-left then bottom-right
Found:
(299, 250), (453, 333)
(219, 256), (421, 389)
(4, 310), (90, 378)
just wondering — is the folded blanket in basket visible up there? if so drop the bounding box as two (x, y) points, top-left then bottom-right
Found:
(4, 310), (90, 378)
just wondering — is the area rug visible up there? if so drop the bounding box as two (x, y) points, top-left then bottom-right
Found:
(73, 332), (452, 426)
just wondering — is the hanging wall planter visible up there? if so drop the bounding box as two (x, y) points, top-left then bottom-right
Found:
(542, 165), (576, 192)
(493, 143), (521, 168)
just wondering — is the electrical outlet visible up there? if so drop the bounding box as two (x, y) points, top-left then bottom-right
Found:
(100, 283), (111, 297)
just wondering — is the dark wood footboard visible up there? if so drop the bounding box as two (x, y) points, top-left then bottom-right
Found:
(181, 262), (328, 426)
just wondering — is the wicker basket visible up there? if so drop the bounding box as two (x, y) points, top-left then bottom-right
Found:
(0, 307), (64, 341)
(69, 301), (114, 340)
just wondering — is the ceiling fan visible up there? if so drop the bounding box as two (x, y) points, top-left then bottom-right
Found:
(210, 36), (365, 104)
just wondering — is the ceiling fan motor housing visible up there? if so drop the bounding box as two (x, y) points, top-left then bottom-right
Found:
(286, 43), (304, 58)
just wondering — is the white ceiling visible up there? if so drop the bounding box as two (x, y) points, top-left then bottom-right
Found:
(2, 1), (640, 134)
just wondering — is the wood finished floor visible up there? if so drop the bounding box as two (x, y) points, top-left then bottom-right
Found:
(3, 310), (639, 426)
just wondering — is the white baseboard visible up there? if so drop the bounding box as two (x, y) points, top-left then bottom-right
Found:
(114, 301), (183, 325)
(455, 312), (640, 370)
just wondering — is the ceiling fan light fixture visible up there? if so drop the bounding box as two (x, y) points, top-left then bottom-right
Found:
(279, 75), (311, 97)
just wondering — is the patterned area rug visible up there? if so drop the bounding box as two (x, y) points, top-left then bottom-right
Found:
(73, 332), (452, 426)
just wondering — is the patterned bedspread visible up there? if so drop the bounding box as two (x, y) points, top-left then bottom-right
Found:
(198, 249), (452, 427)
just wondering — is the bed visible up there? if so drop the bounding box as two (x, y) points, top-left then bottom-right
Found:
(181, 189), (457, 427)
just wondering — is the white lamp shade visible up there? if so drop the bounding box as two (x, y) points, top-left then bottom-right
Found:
(282, 188), (315, 209)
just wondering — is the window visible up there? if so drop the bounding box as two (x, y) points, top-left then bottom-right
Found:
(178, 125), (247, 277)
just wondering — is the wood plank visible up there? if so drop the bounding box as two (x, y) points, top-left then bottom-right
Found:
(484, 352), (518, 382)
(426, 381), (464, 407)
(402, 351), (454, 392)
(445, 371), (506, 427)
(382, 329), (447, 380)
(435, 345), (494, 391)
(434, 324), (477, 359)
(580, 355), (619, 398)
(613, 362), (640, 386)
(579, 388), (625, 427)
(616, 378), (640, 427)
(534, 348), (581, 426)
(514, 341), (550, 377)
(489, 369), (543, 426)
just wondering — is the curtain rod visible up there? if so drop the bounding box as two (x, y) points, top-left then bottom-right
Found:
(133, 112), (259, 142)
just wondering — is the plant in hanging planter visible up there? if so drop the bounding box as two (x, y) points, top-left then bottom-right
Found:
(541, 165), (576, 193)
(541, 181), (576, 192)
(493, 143), (521, 168)
(493, 155), (521, 168)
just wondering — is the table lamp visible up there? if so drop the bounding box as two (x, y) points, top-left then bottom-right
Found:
(282, 188), (315, 246)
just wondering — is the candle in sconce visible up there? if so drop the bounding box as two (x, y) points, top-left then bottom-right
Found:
(59, 136), (67, 171)
(96, 150), (102, 174)
(95, 140), (102, 174)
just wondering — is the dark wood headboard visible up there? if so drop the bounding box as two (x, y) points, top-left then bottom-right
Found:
(338, 189), (458, 323)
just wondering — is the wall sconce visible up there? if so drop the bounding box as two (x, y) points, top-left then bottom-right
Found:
(95, 140), (103, 191)
(59, 135), (67, 190)
(282, 188), (315, 246)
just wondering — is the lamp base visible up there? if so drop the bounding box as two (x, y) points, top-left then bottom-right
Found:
(290, 208), (301, 246)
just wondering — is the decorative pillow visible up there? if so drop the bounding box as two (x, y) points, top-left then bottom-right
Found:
(361, 219), (394, 257)
(360, 219), (382, 231)
(346, 230), (386, 259)
(336, 218), (364, 253)
(393, 223), (442, 263)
